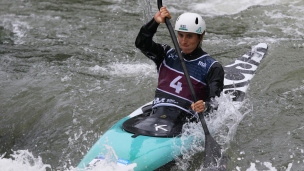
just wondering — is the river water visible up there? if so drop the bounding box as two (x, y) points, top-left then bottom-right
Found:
(0, 0), (304, 170)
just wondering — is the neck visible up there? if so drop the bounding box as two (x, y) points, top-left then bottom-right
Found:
(182, 47), (205, 60)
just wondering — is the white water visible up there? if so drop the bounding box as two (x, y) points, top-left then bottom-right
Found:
(1, 0), (304, 170)
(0, 93), (294, 171)
(0, 150), (51, 171)
(190, 0), (293, 16)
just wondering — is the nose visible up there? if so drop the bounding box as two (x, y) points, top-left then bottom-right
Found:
(180, 36), (187, 44)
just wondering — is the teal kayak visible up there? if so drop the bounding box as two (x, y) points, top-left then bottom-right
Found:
(77, 101), (190, 170)
(77, 43), (268, 171)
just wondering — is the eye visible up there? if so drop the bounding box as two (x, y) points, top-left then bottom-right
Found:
(187, 34), (192, 38)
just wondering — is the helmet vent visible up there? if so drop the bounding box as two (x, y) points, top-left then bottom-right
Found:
(195, 17), (198, 24)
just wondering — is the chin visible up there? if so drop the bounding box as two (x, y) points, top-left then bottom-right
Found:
(182, 50), (191, 54)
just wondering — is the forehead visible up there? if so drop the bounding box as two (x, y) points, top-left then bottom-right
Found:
(177, 31), (197, 36)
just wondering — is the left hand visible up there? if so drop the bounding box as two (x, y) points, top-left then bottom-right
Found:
(191, 100), (205, 113)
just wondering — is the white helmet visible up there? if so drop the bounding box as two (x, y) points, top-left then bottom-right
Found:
(174, 13), (206, 34)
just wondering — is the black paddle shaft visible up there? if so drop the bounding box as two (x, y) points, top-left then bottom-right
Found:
(157, 0), (223, 167)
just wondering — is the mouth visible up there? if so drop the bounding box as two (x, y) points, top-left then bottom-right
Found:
(180, 45), (189, 50)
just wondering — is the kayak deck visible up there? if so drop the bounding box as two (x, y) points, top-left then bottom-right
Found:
(77, 114), (195, 171)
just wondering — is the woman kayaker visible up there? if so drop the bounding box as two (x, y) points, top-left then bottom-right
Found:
(134, 7), (224, 133)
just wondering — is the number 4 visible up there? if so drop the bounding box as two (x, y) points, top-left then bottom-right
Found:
(170, 76), (183, 94)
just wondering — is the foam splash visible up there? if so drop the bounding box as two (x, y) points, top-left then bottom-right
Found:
(0, 150), (51, 171)
(174, 93), (297, 171)
(235, 161), (293, 171)
(78, 159), (136, 171)
(0, 148), (136, 171)
(189, 0), (292, 16)
(89, 62), (157, 78)
(175, 121), (205, 170)
(1, 16), (30, 45)
(173, 93), (248, 170)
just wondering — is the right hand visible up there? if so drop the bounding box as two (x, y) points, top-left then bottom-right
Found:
(191, 100), (205, 113)
(154, 7), (171, 24)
